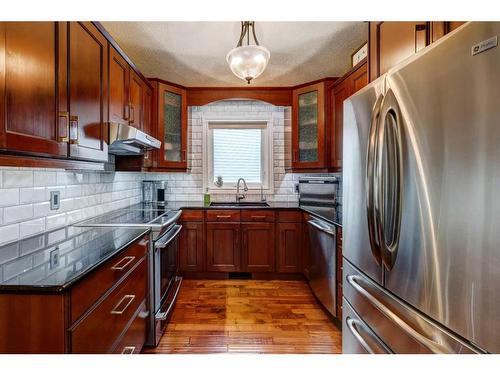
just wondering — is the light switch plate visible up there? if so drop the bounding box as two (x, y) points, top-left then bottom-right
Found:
(50, 191), (60, 210)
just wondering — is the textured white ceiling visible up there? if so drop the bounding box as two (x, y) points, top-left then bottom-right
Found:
(101, 22), (367, 87)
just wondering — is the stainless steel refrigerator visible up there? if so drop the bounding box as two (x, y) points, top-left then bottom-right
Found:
(342, 22), (499, 354)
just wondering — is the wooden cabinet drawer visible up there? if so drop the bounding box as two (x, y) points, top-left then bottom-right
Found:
(241, 210), (275, 222)
(112, 301), (147, 354)
(181, 209), (204, 222)
(206, 210), (240, 222)
(277, 210), (302, 223)
(70, 236), (148, 323)
(70, 257), (147, 353)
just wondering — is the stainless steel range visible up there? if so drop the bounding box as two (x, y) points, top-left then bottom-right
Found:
(76, 202), (183, 346)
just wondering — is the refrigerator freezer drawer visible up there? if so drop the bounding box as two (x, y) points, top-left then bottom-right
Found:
(343, 259), (483, 354)
(342, 297), (392, 354)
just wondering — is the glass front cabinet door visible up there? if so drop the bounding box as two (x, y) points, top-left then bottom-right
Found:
(155, 82), (188, 169)
(292, 82), (326, 169)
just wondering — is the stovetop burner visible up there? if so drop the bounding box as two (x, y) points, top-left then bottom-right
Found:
(75, 202), (181, 232)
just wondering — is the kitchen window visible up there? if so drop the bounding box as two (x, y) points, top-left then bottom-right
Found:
(204, 120), (273, 191)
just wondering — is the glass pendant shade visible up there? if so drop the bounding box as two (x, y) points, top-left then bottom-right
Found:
(226, 22), (270, 84)
(226, 45), (270, 84)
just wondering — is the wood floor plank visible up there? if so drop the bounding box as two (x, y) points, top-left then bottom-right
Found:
(142, 279), (342, 354)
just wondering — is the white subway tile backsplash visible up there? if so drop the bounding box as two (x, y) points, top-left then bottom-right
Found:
(0, 189), (19, 207)
(3, 170), (33, 188)
(0, 224), (20, 246)
(19, 187), (46, 204)
(4, 204), (34, 224)
(19, 217), (46, 238)
(46, 213), (67, 230)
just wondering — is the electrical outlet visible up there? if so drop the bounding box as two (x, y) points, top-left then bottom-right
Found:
(295, 183), (300, 193)
(50, 190), (60, 210)
(49, 247), (60, 269)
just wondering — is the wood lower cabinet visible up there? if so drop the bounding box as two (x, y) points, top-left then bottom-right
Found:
(206, 222), (241, 272)
(276, 222), (303, 273)
(179, 221), (205, 272)
(331, 61), (368, 169)
(241, 222), (275, 272)
(0, 235), (148, 353)
(68, 21), (108, 161)
(0, 22), (68, 157)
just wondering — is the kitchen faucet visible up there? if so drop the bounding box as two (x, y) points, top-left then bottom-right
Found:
(236, 178), (248, 202)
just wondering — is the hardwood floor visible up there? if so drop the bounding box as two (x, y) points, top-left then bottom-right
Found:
(143, 279), (342, 354)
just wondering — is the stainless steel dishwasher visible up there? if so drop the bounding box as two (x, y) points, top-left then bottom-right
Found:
(299, 176), (339, 318)
(307, 216), (337, 316)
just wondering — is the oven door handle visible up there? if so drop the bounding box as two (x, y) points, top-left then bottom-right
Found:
(155, 276), (183, 321)
(155, 224), (182, 249)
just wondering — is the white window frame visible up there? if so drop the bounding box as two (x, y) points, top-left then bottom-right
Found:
(202, 115), (274, 194)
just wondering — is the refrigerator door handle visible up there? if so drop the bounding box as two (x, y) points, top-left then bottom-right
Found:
(346, 317), (390, 354)
(366, 94), (384, 266)
(346, 274), (453, 353)
(375, 88), (403, 271)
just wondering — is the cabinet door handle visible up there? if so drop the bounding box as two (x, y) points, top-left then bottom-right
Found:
(293, 150), (298, 162)
(57, 111), (70, 142)
(130, 105), (135, 123)
(111, 256), (135, 271)
(110, 294), (135, 315)
(121, 346), (136, 354)
(124, 104), (130, 120)
(69, 115), (79, 144)
(182, 149), (187, 162)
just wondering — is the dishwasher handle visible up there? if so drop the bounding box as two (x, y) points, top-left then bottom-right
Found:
(308, 218), (335, 236)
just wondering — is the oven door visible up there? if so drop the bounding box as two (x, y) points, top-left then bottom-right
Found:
(154, 224), (182, 310)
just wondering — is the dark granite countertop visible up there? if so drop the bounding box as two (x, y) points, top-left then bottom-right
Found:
(0, 225), (149, 293)
(167, 201), (300, 210)
(167, 201), (342, 227)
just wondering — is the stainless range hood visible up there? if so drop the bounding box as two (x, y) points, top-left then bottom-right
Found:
(108, 122), (161, 155)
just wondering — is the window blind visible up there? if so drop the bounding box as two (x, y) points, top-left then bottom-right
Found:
(212, 128), (262, 183)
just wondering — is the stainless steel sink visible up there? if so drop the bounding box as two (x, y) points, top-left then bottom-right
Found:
(209, 201), (270, 208)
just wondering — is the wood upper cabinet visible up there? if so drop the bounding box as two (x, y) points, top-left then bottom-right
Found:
(369, 22), (429, 81)
(0, 22), (68, 157)
(142, 85), (153, 167)
(109, 47), (129, 125)
(128, 70), (144, 129)
(179, 221), (205, 272)
(331, 61), (368, 169)
(153, 81), (188, 169)
(241, 222), (275, 273)
(276, 222), (302, 273)
(292, 82), (327, 169)
(206, 222), (240, 272)
(430, 21), (466, 43)
(68, 22), (108, 162)
(368, 21), (465, 82)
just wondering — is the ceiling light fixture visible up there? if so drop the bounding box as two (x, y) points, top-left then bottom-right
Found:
(226, 21), (270, 84)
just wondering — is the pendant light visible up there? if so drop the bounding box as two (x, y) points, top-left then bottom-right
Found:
(226, 21), (270, 84)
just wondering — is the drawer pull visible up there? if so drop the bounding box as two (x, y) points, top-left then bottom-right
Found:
(111, 256), (136, 271)
(251, 215), (267, 220)
(121, 346), (136, 354)
(216, 215), (231, 219)
(110, 294), (136, 315)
